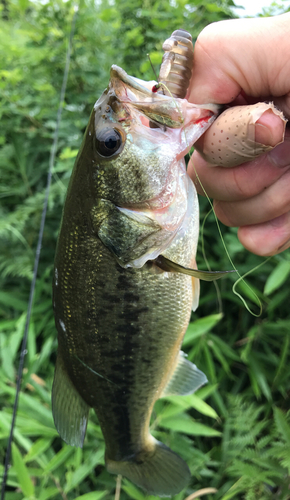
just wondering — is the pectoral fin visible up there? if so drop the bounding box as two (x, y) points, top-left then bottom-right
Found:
(162, 351), (207, 397)
(94, 202), (169, 268)
(52, 354), (89, 447)
(156, 255), (236, 281)
(98, 209), (157, 261)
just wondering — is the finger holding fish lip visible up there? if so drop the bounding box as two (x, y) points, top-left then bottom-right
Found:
(194, 103), (286, 168)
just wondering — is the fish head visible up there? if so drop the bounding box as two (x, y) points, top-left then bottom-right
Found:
(89, 65), (218, 208)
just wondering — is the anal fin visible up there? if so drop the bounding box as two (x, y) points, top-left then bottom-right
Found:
(162, 351), (207, 397)
(52, 353), (89, 447)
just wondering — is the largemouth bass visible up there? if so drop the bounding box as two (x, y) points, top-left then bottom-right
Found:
(52, 65), (226, 496)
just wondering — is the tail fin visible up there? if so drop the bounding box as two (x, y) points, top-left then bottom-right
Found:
(106, 437), (190, 497)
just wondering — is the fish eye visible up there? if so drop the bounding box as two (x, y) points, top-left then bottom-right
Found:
(95, 128), (123, 157)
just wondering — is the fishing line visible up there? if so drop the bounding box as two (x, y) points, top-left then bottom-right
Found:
(191, 167), (264, 317)
(75, 355), (119, 387)
(200, 209), (223, 314)
(159, 81), (264, 317)
(0, 6), (78, 498)
(147, 54), (159, 82)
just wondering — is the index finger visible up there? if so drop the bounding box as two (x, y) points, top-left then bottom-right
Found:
(188, 14), (290, 115)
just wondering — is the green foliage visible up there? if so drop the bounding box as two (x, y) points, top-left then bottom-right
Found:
(1, 1), (290, 500)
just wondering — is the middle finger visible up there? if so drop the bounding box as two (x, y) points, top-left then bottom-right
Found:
(213, 167), (290, 227)
(188, 146), (290, 202)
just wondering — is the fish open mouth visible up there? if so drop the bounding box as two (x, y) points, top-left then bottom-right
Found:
(110, 64), (219, 129)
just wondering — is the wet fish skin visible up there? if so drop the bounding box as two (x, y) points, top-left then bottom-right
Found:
(52, 65), (218, 496)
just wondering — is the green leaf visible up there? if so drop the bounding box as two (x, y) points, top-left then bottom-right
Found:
(209, 334), (240, 361)
(187, 393), (219, 419)
(64, 448), (104, 493)
(38, 486), (60, 500)
(208, 337), (232, 375)
(19, 392), (54, 426)
(59, 147), (78, 160)
(221, 483), (244, 500)
(25, 438), (52, 464)
(12, 443), (35, 498)
(43, 445), (74, 473)
(264, 260), (290, 295)
(0, 291), (27, 311)
(16, 420), (58, 438)
(164, 394), (218, 419)
(274, 334), (289, 383)
(273, 407), (290, 444)
(248, 357), (272, 401)
(0, 411), (32, 451)
(74, 492), (109, 500)
(196, 384), (219, 400)
(122, 478), (147, 500)
(203, 342), (216, 382)
(182, 313), (223, 346)
(159, 414), (221, 436)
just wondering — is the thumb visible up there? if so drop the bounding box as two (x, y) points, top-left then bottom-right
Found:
(195, 103), (287, 168)
(188, 13), (290, 118)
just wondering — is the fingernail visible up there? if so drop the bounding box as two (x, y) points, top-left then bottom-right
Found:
(255, 110), (285, 147)
(268, 138), (290, 168)
(254, 123), (273, 146)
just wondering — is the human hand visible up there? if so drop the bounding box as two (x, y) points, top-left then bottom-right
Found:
(187, 13), (290, 256)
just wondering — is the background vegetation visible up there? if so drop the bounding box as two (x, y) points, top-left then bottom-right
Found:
(1, 1), (290, 499)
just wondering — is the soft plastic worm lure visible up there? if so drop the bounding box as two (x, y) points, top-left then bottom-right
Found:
(158, 29), (194, 99)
